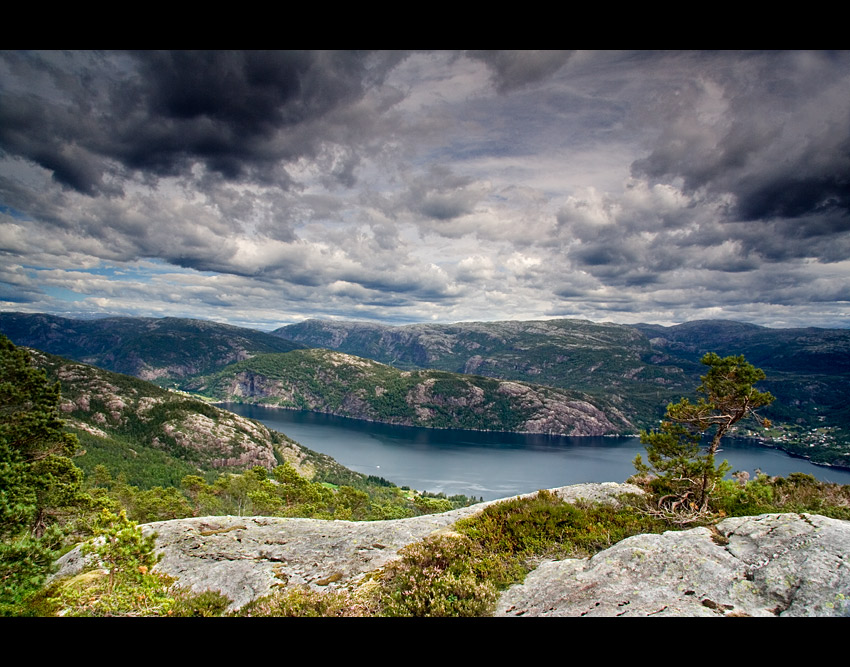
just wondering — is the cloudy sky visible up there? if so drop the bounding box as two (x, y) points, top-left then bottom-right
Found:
(1, 50), (849, 330)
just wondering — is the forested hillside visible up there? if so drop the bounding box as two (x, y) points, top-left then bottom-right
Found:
(29, 349), (309, 484)
(190, 348), (633, 436)
(274, 318), (850, 432)
(0, 335), (481, 616)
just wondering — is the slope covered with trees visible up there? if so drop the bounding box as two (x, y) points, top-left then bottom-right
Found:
(0, 335), (483, 615)
(190, 348), (634, 436)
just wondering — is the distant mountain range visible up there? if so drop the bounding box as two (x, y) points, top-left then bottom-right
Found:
(273, 317), (850, 432)
(0, 313), (304, 382)
(3, 312), (848, 467)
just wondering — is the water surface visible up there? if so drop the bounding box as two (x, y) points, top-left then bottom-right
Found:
(224, 404), (850, 501)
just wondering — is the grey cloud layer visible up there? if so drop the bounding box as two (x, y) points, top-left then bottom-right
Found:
(1, 51), (849, 328)
(0, 51), (408, 193)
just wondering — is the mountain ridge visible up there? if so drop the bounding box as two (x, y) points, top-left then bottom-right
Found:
(4, 311), (849, 468)
(25, 346), (353, 488)
(190, 348), (634, 436)
(0, 312), (306, 383)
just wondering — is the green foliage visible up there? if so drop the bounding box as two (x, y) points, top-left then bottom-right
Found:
(368, 500), (415, 520)
(377, 534), (500, 617)
(166, 588), (233, 617)
(370, 490), (667, 617)
(634, 422), (731, 515)
(0, 336), (94, 613)
(0, 525), (65, 616)
(0, 335), (85, 538)
(712, 476), (775, 517)
(712, 472), (850, 521)
(334, 486), (370, 520)
(413, 495), (454, 514)
(48, 508), (172, 616)
(131, 487), (194, 523)
(635, 353), (774, 520)
(82, 509), (160, 594)
(238, 585), (375, 617)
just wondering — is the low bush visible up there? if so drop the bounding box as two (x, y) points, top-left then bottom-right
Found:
(376, 534), (502, 617)
(711, 472), (850, 521)
(369, 489), (667, 617)
(238, 586), (375, 617)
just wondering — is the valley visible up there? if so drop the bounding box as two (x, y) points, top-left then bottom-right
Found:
(3, 311), (848, 469)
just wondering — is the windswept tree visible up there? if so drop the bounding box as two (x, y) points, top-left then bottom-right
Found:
(634, 353), (774, 522)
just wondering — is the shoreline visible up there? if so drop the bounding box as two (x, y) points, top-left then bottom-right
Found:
(212, 399), (850, 474)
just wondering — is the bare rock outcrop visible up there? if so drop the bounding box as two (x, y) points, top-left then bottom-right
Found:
(496, 512), (850, 617)
(52, 483), (636, 611)
(51, 483), (850, 616)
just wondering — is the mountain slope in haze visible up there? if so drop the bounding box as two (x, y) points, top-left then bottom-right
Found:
(272, 318), (689, 427)
(1, 313), (305, 384)
(272, 318), (665, 387)
(274, 317), (850, 429)
(633, 320), (850, 430)
(191, 348), (634, 436)
(633, 320), (850, 375)
(27, 348), (351, 488)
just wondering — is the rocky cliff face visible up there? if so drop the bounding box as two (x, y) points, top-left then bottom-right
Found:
(52, 483), (850, 616)
(198, 349), (634, 436)
(31, 349), (312, 475)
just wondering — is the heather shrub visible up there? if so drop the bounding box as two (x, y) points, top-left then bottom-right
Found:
(377, 534), (500, 617)
(238, 585), (375, 617)
(457, 490), (665, 565)
(168, 588), (232, 617)
(374, 490), (666, 616)
(711, 472), (850, 520)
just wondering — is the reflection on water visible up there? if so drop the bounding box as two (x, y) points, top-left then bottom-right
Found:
(223, 404), (850, 501)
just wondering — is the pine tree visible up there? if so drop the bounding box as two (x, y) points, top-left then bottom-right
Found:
(0, 335), (88, 613)
(634, 353), (774, 522)
(83, 509), (160, 595)
(0, 335), (84, 537)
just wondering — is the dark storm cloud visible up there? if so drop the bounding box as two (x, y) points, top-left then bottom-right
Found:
(735, 173), (850, 222)
(120, 51), (378, 177)
(0, 51), (405, 193)
(396, 166), (486, 222)
(0, 78), (109, 194)
(631, 51), (850, 229)
(3, 51), (850, 329)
